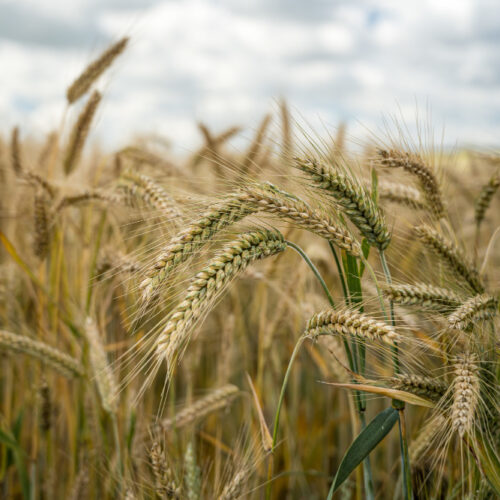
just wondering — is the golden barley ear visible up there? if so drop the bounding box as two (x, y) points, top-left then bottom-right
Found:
(305, 308), (400, 344)
(377, 148), (446, 219)
(415, 224), (484, 293)
(66, 37), (129, 104)
(475, 172), (500, 225)
(33, 189), (51, 260)
(0, 329), (83, 377)
(63, 91), (101, 175)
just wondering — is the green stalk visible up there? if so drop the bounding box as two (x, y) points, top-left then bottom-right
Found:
(286, 241), (335, 308)
(379, 250), (412, 499)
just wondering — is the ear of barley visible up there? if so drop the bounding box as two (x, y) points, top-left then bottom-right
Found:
(55, 189), (123, 214)
(305, 308), (399, 344)
(140, 197), (257, 302)
(10, 126), (23, 176)
(416, 224), (484, 293)
(378, 180), (426, 210)
(69, 467), (89, 500)
(280, 98), (293, 162)
(475, 173), (500, 225)
(377, 149), (445, 219)
(184, 443), (201, 500)
(96, 250), (140, 277)
(409, 415), (446, 464)
(384, 283), (463, 312)
(391, 374), (447, 401)
(66, 37), (129, 104)
(24, 170), (57, 198)
(156, 384), (239, 433)
(447, 294), (498, 330)
(296, 157), (391, 249)
(118, 146), (177, 173)
(451, 353), (480, 437)
(150, 441), (181, 499)
(241, 113), (271, 174)
(156, 229), (287, 364)
(84, 317), (118, 414)
(220, 469), (248, 500)
(0, 329), (83, 377)
(63, 91), (101, 175)
(237, 184), (361, 256)
(33, 190), (50, 260)
(118, 170), (182, 219)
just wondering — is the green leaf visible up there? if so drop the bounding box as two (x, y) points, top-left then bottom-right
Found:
(0, 429), (30, 500)
(359, 238), (371, 277)
(327, 407), (399, 498)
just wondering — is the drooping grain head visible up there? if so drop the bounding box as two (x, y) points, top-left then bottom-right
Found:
(67, 37), (129, 104)
(451, 353), (480, 438)
(296, 157), (391, 250)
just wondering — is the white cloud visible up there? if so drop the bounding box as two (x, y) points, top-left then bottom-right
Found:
(1, 0), (500, 152)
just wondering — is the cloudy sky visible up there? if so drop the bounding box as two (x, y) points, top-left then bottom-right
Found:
(1, 0), (500, 152)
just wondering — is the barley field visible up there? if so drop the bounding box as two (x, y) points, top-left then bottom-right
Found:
(0, 37), (499, 499)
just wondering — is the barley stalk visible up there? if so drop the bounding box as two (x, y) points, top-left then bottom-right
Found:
(296, 157), (391, 249)
(448, 294), (498, 330)
(0, 329), (83, 377)
(305, 309), (400, 344)
(416, 224), (484, 293)
(63, 91), (101, 175)
(377, 149), (445, 219)
(67, 37), (129, 103)
(451, 353), (480, 437)
(383, 283), (463, 312)
(156, 229), (287, 364)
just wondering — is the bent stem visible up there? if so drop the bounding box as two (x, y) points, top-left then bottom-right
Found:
(286, 240), (335, 308)
(267, 335), (306, 500)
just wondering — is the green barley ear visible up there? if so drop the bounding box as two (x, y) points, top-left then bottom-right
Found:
(295, 157), (391, 249)
(140, 196), (258, 303)
(156, 229), (287, 368)
(383, 283), (463, 313)
(237, 183), (361, 256)
(184, 442), (201, 500)
(391, 374), (447, 402)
